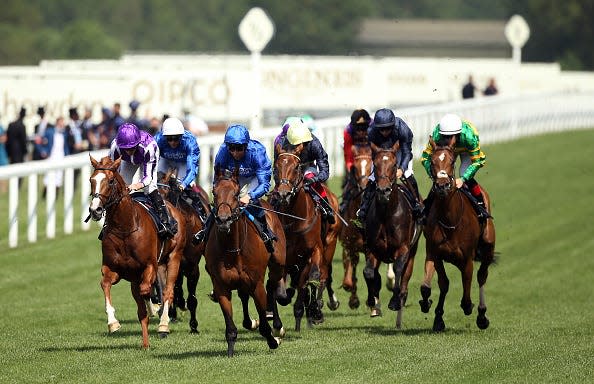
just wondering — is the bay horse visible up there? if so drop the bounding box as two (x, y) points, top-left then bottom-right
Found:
(157, 169), (210, 333)
(362, 141), (421, 328)
(88, 155), (185, 349)
(272, 143), (342, 331)
(205, 167), (286, 357)
(419, 136), (496, 332)
(340, 143), (372, 309)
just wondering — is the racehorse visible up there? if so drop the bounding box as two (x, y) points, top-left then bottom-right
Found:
(88, 155), (185, 349)
(362, 141), (421, 328)
(340, 143), (372, 309)
(157, 169), (210, 333)
(205, 166), (286, 357)
(419, 136), (496, 332)
(272, 143), (342, 331)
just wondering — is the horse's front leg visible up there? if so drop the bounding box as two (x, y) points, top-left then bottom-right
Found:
(239, 289), (259, 331)
(348, 251), (361, 309)
(432, 259), (449, 332)
(217, 289), (237, 357)
(325, 263), (340, 311)
(396, 251), (416, 329)
(460, 257), (475, 316)
(252, 282), (280, 351)
(363, 254), (381, 317)
(157, 254), (182, 337)
(419, 253), (436, 313)
(185, 264), (200, 333)
(100, 266), (121, 333)
(131, 281), (150, 349)
(141, 262), (158, 317)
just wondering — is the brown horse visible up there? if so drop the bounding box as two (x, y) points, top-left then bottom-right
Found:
(205, 167), (286, 357)
(362, 141), (421, 328)
(88, 155), (185, 349)
(419, 136), (496, 332)
(157, 170), (210, 333)
(272, 144), (342, 331)
(340, 143), (372, 309)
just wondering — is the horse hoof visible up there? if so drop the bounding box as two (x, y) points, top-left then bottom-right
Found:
(349, 296), (360, 310)
(157, 325), (170, 334)
(158, 332), (169, 339)
(327, 299), (340, 311)
(276, 295), (292, 306)
(108, 321), (121, 333)
(388, 297), (401, 311)
(266, 311), (274, 320)
(419, 299), (432, 313)
(190, 328), (200, 334)
(370, 308), (382, 317)
(273, 326), (286, 338)
(476, 316), (490, 330)
(461, 302), (474, 316)
(269, 337), (281, 350)
(432, 318), (445, 332)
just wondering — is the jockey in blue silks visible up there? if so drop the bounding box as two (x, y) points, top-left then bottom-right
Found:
(192, 124), (277, 253)
(154, 117), (207, 219)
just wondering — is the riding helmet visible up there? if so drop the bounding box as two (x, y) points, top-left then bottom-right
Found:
(224, 124), (250, 145)
(438, 113), (463, 135)
(373, 108), (396, 128)
(162, 117), (185, 136)
(116, 123), (141, 149)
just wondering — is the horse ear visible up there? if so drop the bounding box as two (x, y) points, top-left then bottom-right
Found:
(275, 142), (283, 155)
(429, 136), (436, 150)
(370, 142), (379, 154)
(447, 135), (456, 148)
(391, 140), (399, 153)
(90, 154), (98, 169)
(112, 157), (121, 171)
(294, 143), (304, 156)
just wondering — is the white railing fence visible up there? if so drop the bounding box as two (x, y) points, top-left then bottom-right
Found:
(1, 90), (593, 248)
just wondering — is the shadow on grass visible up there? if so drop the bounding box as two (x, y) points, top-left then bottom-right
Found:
(40, 344), (140, 352)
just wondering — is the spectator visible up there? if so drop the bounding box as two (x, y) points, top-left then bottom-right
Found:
(97, 107), (113, 149)
(146, 117), (161, 136)
(33, 106), (53, 160)
(0, 118), (6, 192)
(128, 100), (148, 131)
(462, 75), (476, 99)
(6, 107), (28, 164)
(183, 108), (209, 137)
(483, 78), (499, 96)
(36, 116), (70, 196)
(67, 107), (84, 153)
(80, 107), (97, 150)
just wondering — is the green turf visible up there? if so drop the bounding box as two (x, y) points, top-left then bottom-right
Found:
(1, 129), (593, 383)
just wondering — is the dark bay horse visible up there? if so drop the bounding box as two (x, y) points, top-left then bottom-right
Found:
(419, 136), (496, 332)
(340, 143), (372, 309)
(363, 142), (421, 328)
(205, 167), (286, 357)
(272, 144), (342, 331)
(157, 170), (210, 333)
(88, 155), (185, 349)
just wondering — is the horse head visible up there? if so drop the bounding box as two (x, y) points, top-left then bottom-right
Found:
(351, 144), (372, 192)
(212, 166), (242, 233)
(89, 155), (124, 220)
(429, 135), (457, 197)
(273, 142), (304, 207)
(371, 141), (399, 203)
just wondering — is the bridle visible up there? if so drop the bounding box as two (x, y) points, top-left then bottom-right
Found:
(373, 148), (398, 198)
(275, 152), (304, 200)
(212, 176), (242, 227)
(91, 168), (124, 212)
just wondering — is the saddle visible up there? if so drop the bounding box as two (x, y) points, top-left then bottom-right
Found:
(130, 192), (172, 237)
(459, 188), (492, 221)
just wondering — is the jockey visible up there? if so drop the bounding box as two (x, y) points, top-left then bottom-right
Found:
(355, 108), (423, 226)
(193, 124), (277, 252)
(109, 123), (177, 238)
(421, 113), (489, 221)
(154, 117), (207, 221)
(279, 118), (336, 224)
(339, 108), (372, 214)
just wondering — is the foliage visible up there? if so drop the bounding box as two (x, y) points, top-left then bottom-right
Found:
(0, 0), (592, 69)
(1, 129), (593, 383)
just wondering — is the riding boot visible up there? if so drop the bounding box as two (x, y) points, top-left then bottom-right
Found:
(406, 175), (424, 222)
(322, 196), (336, 224)
(185, 188), (208, 222)
(253, 214), (277, 253)
(466, 179), (491, 221)
(149, 190), (177, 238)
(354, 180), (375, 228)
(192, 211), (214, 245)
(421, 189), (434, 224)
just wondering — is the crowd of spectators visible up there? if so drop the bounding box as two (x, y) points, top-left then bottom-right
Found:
(1, 100), (209, 167)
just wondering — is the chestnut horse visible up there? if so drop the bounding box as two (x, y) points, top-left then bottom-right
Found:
(362, 142), (421, 328)
(157, 170), (210, 333)
(419, 136), (495, 332)
(272, 144), (342, 331)
(88, 155), (185, 349)
(340, 143), (372, 309)
(205, 167), (286, 357)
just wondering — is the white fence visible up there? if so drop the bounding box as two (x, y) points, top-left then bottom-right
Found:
(2, 90), (594, 248)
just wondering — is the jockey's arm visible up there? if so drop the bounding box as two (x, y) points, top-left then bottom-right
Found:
(182, 136), (200, 189)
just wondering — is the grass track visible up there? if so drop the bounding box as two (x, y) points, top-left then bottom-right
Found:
(1, 129), (593, 383)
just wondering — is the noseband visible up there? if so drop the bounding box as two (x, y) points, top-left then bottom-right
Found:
(276, 152), (304, 199)
(91, 168), (123, 211)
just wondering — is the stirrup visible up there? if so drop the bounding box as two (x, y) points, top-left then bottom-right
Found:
(193, 229), (206, 244)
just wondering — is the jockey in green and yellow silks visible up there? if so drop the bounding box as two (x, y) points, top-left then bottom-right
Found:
(421, 113), (490, 221)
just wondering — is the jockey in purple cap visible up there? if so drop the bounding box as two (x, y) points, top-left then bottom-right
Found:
(108, 123), (177, 238)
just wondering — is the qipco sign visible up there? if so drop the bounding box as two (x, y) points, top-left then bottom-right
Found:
(131, 76), (230, 107)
